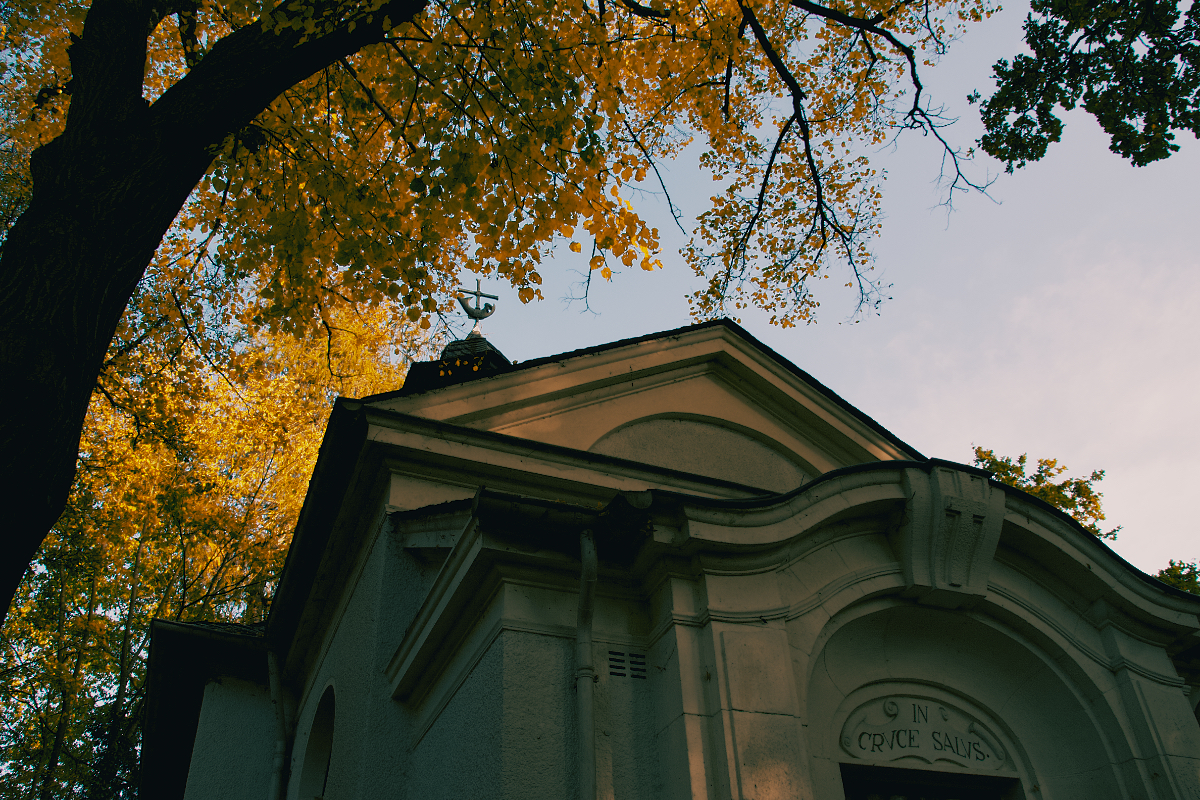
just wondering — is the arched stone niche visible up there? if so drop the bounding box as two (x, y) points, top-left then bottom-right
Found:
(588, 415), (809, 492)
(296, 685), (336, 800)
(831, 686), (1029, 800)
(804, 604), (1122, 800)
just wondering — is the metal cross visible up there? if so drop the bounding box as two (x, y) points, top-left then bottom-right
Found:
(457, 279), (498, 321)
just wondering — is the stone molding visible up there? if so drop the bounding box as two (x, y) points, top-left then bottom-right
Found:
(382, 460), (1200, 715)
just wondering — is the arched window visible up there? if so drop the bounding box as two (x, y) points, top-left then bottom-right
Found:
(297, 686), (335, 800)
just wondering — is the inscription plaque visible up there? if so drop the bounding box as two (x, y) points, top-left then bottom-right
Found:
(839, 696), (1011, 771)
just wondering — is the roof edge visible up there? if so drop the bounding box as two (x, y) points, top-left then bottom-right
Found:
(267, 399), (370, 648)
(361, 319), (926, 461)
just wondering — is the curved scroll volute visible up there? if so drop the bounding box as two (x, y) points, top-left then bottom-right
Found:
(457, 295), (495, 320)
(457, 279), (499, 321)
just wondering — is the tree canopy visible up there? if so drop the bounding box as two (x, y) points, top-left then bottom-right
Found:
(0, 0), (999, 623)
(975, 0), (1200, 169)
(1157, 560), (1200, 595)
(972, 445), (1120, 539)
(3, 0), (1197, 781)
(0, 258), (430, 796)
(972, 446), (1198, 596)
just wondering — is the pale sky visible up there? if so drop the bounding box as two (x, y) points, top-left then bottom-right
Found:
(478, 2), (1200, 576)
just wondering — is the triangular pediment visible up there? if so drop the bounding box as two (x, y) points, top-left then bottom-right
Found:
(366, 321), (920, 493)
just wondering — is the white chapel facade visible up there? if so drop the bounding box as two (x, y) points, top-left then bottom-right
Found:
(141, 320), (1200, 800)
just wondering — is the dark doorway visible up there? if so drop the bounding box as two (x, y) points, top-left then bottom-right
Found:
(840, 763), (1023, 800)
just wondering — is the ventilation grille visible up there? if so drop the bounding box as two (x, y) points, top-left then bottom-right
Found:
(608, 650), (647, 679)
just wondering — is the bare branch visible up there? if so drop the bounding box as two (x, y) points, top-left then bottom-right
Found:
(337, 57), (399, 128)
(722, 53), (735, 121)
(563, 241), (603, 315)
(621, 118), (686, 235)
(740, 113), (796, 258)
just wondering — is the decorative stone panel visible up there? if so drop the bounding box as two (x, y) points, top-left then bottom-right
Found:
(839, 695), (1015, 772)
(896, 464), (1006, 607)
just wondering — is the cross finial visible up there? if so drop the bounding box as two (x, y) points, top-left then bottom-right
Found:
(456, 279), (499, 323)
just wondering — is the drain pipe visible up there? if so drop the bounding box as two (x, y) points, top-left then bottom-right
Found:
(575, 529), (598, 800)
(267, 650), (288, 800)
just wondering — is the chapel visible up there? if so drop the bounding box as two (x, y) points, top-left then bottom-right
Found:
(140, 319), (1200, 800)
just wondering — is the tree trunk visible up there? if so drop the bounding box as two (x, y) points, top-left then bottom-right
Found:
(35, 581), (70, 800)
(88, 536), (143, 799)
(0, 0), (428, 626)
(36, 550), (102, 799)
(38, 706), (72, 800)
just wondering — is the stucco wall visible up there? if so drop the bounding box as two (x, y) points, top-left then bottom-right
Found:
(286, 513), (453, 800)
(355, 524), (446, 800)
(592, 638), (660, 800)
(406, 635), (504, 800)
(287, 519), (389, 800)
(275, 461), (1200, 800)
(497, 631), (577, 799)
(405, 630), (584, 800)
(589, 417), (808, 492)
(183, 676), (275, 800)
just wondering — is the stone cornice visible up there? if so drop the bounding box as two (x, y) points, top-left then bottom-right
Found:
(380, 462), (1200, 716)
(363, 404), (772, 501)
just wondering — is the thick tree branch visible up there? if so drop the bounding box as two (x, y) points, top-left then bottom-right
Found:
(788, 0), (911, 35)
(149, 0), (428, 156)
(338, 57), (399, 127)
(741, 4), (805, 109)
(34, 83), (72, 109)
(177, 6), (203, 70)
(0, 0), (431, 626)
(616, 0), (670, 20)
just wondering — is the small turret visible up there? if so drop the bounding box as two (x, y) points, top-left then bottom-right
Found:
(397, 281), (512, 395)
